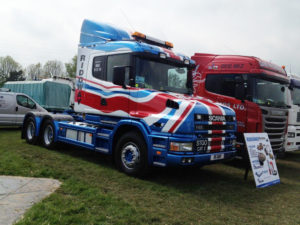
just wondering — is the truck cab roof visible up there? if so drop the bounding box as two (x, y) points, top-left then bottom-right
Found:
(192, 53), (287, 80)
(80, 19), (194, 66)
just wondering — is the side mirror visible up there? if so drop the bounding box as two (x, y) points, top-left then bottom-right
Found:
(235, 76), (245, 101)
(113, 66), (130, 89)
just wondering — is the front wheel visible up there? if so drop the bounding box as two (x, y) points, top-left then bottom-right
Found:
(114, 132), (149, 176)
(24, 117), (38, 144)
(41, 120), (56, 149)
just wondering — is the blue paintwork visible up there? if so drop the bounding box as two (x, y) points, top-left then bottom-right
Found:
(166, 150), (236, 166)
(80, 19), (131, 44)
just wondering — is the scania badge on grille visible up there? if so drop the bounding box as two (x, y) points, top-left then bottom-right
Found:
(208, 115), (226, 122)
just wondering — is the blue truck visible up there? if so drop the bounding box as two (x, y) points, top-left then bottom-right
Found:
(22, 19), (237, 176)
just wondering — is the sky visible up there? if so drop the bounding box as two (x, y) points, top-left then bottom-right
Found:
(0, 0), (300, 74)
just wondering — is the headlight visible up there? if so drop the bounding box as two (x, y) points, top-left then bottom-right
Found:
(170, 142), (193, 152)
(288, 132), (295, 138)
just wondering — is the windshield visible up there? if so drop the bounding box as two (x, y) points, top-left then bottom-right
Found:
(291, 87), (300, 105)
(134, 57), (192, 94)
(253, 78), (288, 108)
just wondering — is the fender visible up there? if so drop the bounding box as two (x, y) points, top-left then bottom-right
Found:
(22, 111), (74, 139)
(111, 119), (154, 164)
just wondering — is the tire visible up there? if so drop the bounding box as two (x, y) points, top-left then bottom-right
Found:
(41, 119), (56, 149)
(24, 117), (38, 144)
(114, 131), (149, 176)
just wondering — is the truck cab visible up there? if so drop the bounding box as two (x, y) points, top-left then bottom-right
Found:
(22, 20), (237, 176)
(192, 53), (289, 155)
(285, 75), (300, 151)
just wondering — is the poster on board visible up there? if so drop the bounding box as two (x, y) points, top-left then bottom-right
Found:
(244, 133), (280, 188)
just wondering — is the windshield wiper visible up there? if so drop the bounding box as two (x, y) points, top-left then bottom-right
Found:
(159, 88), (169, 93)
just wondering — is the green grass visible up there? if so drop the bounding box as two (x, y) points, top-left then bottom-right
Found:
(0, 128), (300, 225)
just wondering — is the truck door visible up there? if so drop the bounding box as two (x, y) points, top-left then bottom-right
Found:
(0, 93), (16, 125)
(205, 74), (247, 133)
(81, 54), (130, 116)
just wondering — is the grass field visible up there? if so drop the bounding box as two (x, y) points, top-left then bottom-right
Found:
(0, 128), (299, 225)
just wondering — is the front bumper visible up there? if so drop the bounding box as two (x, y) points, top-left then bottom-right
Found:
(285, 136), (300, 152)
(153, 150), (236, 167)
(285, 126), (300, 152)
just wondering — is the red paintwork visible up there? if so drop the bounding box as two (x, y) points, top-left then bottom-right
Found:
(191, 53), (288, 133)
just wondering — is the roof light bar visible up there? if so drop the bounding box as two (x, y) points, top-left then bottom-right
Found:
(132, 31), (174, 49)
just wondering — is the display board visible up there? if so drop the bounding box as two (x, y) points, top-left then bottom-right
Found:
(244, 133), (280, 188)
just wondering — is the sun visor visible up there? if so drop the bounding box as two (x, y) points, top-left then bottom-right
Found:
(80, 19), (131, 45)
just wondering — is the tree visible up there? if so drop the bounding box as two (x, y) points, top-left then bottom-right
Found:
(43, 60), (64, 78)
(0, 56), (22, 85)
(27, 63), (43, 80)
(7, 70), (25, 81)
(65, 55), (77, 78)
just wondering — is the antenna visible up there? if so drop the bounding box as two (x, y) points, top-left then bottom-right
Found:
(119, 8), (135, 32)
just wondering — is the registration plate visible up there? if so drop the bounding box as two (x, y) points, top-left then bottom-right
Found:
(195, 139), (208, 152)
(210, 153), (224, 161)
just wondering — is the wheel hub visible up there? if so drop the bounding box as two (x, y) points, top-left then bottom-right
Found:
(121, 143), (140, 169)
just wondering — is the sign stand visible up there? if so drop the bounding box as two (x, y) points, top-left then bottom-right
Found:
(244, 133), (280, 188)
(244, 163), (250, 180)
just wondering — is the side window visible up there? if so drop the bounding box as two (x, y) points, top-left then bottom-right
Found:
(16, 95), (36, 109)
(107, 54), (130, 82)
(92, 56), (107, 80)
(16, 95), (28, 108)
(27, 98), (36, 109)
(205, 74), (236, 97)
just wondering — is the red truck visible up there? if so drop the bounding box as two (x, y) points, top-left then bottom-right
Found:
(192, 53), (289, 156)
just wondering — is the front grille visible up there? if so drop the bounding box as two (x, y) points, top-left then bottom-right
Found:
(262, 107), (287, 152)
(194, 114), (236, 154)
(195, 124), (235, 131)
(195, 114), (235, 122)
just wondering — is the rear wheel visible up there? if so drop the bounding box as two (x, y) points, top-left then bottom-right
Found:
(24, 117), (38, 144)
(41, 120), (56, 149)
(114, 131), (149, 176)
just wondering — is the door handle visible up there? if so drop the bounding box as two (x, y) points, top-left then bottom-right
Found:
(101, 98), (107, 106)
(15, 106), (18, 112)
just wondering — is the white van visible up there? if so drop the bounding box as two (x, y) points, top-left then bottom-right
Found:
(0, 92), (46, 126)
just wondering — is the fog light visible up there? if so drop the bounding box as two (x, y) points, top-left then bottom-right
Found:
(181, 157), (194, 164)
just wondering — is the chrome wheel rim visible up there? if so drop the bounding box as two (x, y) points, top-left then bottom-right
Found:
(44, 125), (54, 145)
(121, 142), (140, 170)
(26, 121), (35, 140)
